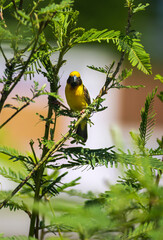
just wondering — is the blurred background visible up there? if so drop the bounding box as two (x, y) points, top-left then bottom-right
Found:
(0, 0), (163, 236)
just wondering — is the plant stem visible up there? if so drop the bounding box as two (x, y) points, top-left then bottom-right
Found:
(28, 45), (66, 237)
(0, 101), (30, 129)
(29, 104), (54, 237)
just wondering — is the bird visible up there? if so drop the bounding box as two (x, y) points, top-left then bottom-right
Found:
(65, 71), (91, 142)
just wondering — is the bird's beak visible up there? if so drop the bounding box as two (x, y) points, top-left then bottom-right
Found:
(67, 75), (81, 87)
(70, 76), (78, 85)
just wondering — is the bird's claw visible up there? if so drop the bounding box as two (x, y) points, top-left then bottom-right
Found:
(80, 109), (85, 114)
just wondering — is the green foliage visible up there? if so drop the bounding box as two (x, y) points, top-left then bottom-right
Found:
(121, 222), (154, 240)
(154, 74), (163, 102)
(33, 162), (163, 239)
(154, 74), (163, 83)
(0, 146), (20, 157)
(0, 166), (25, 183)
(57, 146), (116, 169)
(74, 28), (120, 44)
(139, 87), (157, 149)
(0, 0), (162, 240)
(116, 36), (152, 74)
(157, 91), (163, 102)
(133, 3), (150, 13)
(0, 236), (36, 240)
(0, 25), (12, 40)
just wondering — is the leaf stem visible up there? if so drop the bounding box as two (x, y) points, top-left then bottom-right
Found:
(0, 93), (38, 129)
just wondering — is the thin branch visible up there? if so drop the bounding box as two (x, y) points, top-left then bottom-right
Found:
(30, 140), (38, 164)
(0, 45), (8, 63)
(0, 7), (7, 27)
(0, 102), (30, 129)
(18, 0), (23, 10)
(11, 0), (18, 12)
(98, 52), (125, 98)
(0, 93), (38, 129)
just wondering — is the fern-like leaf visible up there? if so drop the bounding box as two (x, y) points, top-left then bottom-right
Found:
(0, 25), (12, 40)
(74, 29), (120, 44)
(87, 65), (108, 74)
(0, 236), (36, 240)
(0, 166), (25, 183)
(116, 36), (152, 74)
(49, 147), (163, 172)
(38, 0), (74, 15)
(139, 88), (157, 147)
(121, 222), (154, 240)
(128, 39), (152, 74)
(56, 146), (116, 169)
(0, 146), (20, 157)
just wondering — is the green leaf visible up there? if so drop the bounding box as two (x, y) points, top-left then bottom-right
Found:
(17, 10), (30, 21)
(154, 74), (163, 83)
(122, 84), (144, 89)
(121, 222), (154, 240)
(116, 36), (152, 74)
(38, 0), (74, 15)
(0, 146), (20, 157)
(128, 39), (152, 74)
(139, 87), (157, 148)
(118, 68), (133, 82)
(40, 91), (63, 102)
(87, 65), (107, 74)
(0, 26), (12, 40)
(58, 146), (116, 169)
(3, 0), (20, 10)
(157, 91), (163, 102)
(0, 236), (36, 240)
(74, 29), (120, 44)
(133, 3), (150, 14)
(4, 104), (18, 110)
(0, 166), (25, 183)
(56, 146), (163, 172)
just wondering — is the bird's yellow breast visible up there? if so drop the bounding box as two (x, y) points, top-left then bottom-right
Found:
(65, 83), (88, 111)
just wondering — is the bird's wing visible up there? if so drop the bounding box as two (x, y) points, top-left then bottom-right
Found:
(83, 85), (91, 105)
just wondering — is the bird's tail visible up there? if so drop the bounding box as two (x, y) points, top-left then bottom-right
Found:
(76, 120), (87, 142)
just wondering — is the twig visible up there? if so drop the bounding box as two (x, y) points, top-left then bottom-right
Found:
(0, 102), (30, 129)
(11, 0), (18, 12)
(18, 0), (23, 10)
(0, 93), (38, 129)
(0, 45), (8, 63)
(0, 7), (7, 28)
(30, 140), (38, 164)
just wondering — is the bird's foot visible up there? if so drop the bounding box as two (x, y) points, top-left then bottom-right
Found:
(80, 109), (85, 114)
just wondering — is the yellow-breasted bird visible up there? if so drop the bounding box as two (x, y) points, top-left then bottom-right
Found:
(65, 71), (91, 142)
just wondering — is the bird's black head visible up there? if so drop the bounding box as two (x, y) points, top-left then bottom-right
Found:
(67, 71), (82, 87)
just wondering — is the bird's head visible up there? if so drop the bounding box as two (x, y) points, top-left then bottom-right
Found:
(67, 71), (82, 87)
